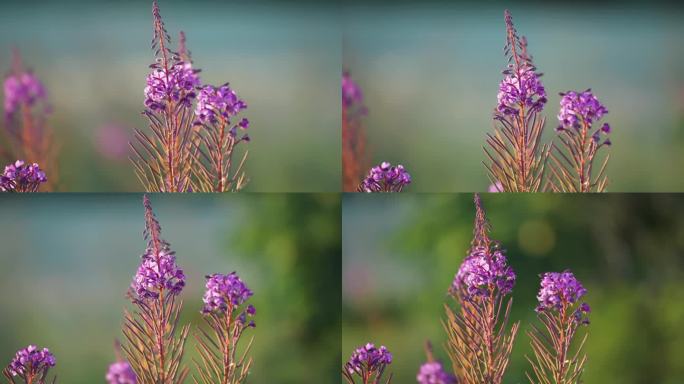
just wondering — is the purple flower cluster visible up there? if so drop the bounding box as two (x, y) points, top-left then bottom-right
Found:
(131, 248), (185, 300)
(345, 343), (393, 376)
(194, 84), (248, 125)
(496, 66), (546, 116)
(359, 162), (411, 192)
(417, 361), (457, 384)
(106, 361), (137, 384)
(536, 270), (590, 324)
(3, 72), (47, 119)
(557, 89), (608, 130)
(557, 89), (611, 147)
(536, 271), (586, 309)
(144, 62), (200, 111)
(6, 345), (55, 377)
(342, 71), (364, 108)
(451, 247), (516, 299)
(202, 272), (254, 313)
(0, 160), (47, 192)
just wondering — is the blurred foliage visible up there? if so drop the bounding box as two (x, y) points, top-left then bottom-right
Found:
(0, 194), (340, 383)
(342, 194), (684, 383)
(230, 194), (341, 383)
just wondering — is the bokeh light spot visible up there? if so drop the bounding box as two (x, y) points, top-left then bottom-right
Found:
(518, 219), (555, 257)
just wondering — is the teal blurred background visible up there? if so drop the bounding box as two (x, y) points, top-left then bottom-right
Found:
(343, 3), (684, 191)
(0, 193), (341, 383)
(343, 193), (684, 383)
(0, 0), (340, 191)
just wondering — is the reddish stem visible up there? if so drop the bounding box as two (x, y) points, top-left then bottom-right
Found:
(156, 288), (167, 383)
(578, 119), (589, 192)
(222, 304), (234, 384)
(217, 119), (226, 192)
(555, 302), (570, 384)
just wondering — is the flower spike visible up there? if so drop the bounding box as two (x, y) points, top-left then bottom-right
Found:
(120, 195), (190, 384)
(444, 194), (519, 384)
(526, 270), (590, 384)
(484, 10), (550, 192)
(193, 272), (256, 383)
(549, 89), (611, 192)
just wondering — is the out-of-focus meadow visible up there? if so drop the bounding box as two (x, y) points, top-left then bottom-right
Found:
(344, 3), (684, 191)
(343, 193), (684, 383)
(0, 0), (340, 191)
(0, 194), (341, 383)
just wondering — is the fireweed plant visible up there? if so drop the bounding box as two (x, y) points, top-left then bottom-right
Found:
(485, 10), (549, 192)
(484, 10), (611, 192)
(1, 49), (56, 192)
(118, 195), (255, 384)
(526, 271), (590, 384)
(121, 195), (190, 383)
(342, 71), (369, 191)
(193, 272), (255, 384)
(2, 345), (56, 384)
(357, 162), (412, 193)
(550, 91), (611, 192)
(132, 0), (250, 192)
(343, 343), (394, 384)
(444, 194), (519, 384)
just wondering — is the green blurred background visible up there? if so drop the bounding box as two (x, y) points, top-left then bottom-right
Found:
(0, 193), (341, 383)
(0, 0), (340, 191)
(343, 193), (684, 383)
(343, 3), (684, 191)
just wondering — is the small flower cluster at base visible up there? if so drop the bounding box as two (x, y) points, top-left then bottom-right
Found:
(106, 361), (137, 384)
(202, 272), (255, 327)
(536, 270), (590, 325)
(131, 248), (185, 300)
(4, 72), (47, 119)
(417, 361), (457, 384)
(194, 84), (248, 126)
(451, 246), (516, 299)
(345, 343), (393, 376)
(6, 345), (55, 377)
(1, 160), (47, 192)
(144, 62), (200, 111)
(496, 66), (546, 117)
(358, 162), (411, 192)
